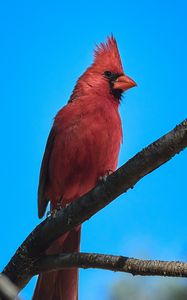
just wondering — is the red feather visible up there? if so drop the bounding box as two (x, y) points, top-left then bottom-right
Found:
(33, 36), (135, 300)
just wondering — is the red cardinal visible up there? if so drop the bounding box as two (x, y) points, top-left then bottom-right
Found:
(33, 36), (136, 300)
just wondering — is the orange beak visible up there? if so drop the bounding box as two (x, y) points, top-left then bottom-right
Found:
(113, 74), (137, 91)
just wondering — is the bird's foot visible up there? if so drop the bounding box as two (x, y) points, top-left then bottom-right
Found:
(98, 169), (113, 183)
(46, 210), (51, 218)
(56, 201), (62, 210)
(49, 199), (63, 218)
(51, 207), (61, 218)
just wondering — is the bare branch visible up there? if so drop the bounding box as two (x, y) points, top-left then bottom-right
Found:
(2, 119), (187, 291)
(33, 252), (187, 278)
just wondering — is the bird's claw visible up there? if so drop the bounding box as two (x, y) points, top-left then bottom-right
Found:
(98, 169), (113, 183)
(46, 211), (52, 218)
(47, 200), (63, 218)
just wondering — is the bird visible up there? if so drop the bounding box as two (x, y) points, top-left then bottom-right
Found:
(32, 35), (136, 300)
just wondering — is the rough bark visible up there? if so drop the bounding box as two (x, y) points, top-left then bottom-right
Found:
(33, 252), (187, 278)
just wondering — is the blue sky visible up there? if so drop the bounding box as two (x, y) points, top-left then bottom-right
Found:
(0, 0), (187, 299)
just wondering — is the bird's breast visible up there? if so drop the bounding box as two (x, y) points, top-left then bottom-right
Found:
(48, 98), (122, 207)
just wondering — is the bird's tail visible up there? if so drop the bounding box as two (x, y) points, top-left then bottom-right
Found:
(32, 226), (81, 300)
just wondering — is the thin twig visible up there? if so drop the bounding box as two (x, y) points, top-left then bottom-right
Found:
(33, 252), (187, 278)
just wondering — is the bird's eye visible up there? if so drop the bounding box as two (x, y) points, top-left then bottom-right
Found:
(104, 71), (113, 78)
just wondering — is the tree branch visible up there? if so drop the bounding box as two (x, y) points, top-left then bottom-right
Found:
(2, 119), (187, 291)
(33, 252), (187, 278)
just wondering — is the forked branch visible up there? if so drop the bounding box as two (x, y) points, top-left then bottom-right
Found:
(2, 119), (187, 293)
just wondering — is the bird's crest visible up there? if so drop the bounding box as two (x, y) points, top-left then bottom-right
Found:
(93, 35), (124, 74)
(69, 36), (125, 103)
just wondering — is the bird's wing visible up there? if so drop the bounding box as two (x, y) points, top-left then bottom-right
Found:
(38, 127), (55, 218)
